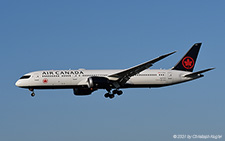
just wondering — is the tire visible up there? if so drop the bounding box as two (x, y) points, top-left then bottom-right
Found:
(104, 93), (109, 98)
(31, 93), (35, 97)
(109, 94), (114, 99)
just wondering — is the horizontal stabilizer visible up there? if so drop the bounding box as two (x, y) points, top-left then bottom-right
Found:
(184, 68), (215, 77)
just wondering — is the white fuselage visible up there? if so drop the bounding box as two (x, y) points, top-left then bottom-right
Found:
(15, 69), (200, 89)
(15, 43), (213, 98)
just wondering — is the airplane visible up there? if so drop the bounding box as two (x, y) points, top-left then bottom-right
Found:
(15, 43), (214, 99)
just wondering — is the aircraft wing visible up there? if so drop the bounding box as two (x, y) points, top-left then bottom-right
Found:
(108, 51), (176, 86)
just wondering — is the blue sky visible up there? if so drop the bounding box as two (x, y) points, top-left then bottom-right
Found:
(0, 0), (224, 140)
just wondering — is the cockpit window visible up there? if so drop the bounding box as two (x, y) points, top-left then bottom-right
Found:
(20, 75), (31, 79)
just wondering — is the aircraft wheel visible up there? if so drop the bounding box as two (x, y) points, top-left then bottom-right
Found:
(104, 93), (110, 98)
(117, 90), (123, 95)
(109, 94), (115, 99)
(31, 92), (35, 97)
(112, 90), (117, 94)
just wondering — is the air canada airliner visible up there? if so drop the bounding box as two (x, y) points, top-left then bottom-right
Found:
(16, 43), (214, 99)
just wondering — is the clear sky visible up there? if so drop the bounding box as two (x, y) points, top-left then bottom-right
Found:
(0, 0), (224, 140)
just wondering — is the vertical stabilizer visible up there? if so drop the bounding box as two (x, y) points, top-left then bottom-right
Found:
(172, 43), (201, 72)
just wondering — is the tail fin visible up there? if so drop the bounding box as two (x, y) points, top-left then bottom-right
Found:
(172, 43), (202, 72)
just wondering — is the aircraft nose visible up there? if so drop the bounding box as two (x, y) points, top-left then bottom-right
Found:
(15, 80), (22, 87)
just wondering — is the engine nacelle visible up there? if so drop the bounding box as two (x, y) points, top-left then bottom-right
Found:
(87, 77), (111, 89)
(73, 88), (94, 95)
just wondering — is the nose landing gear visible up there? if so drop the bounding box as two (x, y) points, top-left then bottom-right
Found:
(31, 92), (35, 97)
(29, 88), (35, 97)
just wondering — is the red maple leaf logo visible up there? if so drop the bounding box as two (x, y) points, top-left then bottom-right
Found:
(184, 59), (192, 67)
(43, 78), (48, 84)
(182, 57), (194, 69)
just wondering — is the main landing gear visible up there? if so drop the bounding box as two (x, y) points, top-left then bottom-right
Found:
(29, 88), (35, 97)
(104, 89), (123, 99)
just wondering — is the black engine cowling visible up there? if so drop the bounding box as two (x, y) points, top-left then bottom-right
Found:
(87, 77), (111, 89)
(73, 88), (94, 95)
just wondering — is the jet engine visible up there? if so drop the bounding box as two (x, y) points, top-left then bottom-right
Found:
(87, 77), (111, 89)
